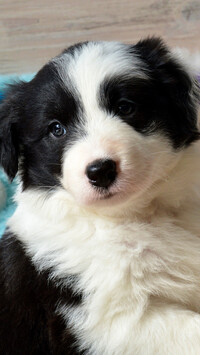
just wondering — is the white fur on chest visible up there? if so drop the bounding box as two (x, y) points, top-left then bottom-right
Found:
(8, 187), (200, 354)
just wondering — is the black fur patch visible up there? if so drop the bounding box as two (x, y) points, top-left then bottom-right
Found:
(0, 231), (83, 354)
(0, 62), (84, 189)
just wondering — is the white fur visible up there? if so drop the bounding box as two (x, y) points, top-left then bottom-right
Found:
(8, 44), (200, 354)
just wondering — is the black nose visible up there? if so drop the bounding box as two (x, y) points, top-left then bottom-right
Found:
(86, 159), (117, 188)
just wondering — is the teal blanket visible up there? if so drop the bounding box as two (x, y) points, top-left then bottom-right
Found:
(0, 73), (34, 237)
(0, 171), (18, 236)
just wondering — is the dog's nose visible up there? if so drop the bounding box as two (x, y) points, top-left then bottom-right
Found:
(86, 159), (117, 188)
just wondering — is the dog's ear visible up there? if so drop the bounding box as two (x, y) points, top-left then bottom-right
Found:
(134, 37), (169, 69)
(134, 37), (200, 145)
(0, 82), (26, 180)
(134, 36), (196, 89)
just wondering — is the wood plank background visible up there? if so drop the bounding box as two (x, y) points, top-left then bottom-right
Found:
(0, 0), (200, 74)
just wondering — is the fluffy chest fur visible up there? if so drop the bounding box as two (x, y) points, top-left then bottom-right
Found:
(8, 170), (200, 354)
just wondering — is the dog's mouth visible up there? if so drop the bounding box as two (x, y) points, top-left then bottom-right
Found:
(85, 182), (119, 205)
(97, 190), (115, 200)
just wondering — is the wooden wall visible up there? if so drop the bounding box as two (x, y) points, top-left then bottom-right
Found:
(0, 0), (200, 74)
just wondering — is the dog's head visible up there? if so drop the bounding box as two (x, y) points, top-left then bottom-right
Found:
(0, 38), (199, 208)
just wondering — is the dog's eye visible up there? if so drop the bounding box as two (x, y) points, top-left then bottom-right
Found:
(49, 122), (66, 137)
(117, 100), (136, 115)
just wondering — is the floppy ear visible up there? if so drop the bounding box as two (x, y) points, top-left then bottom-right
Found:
(134, 37), (200, 96)
(135, 36), (200, 99)
(134, 37), (200, 145)
(135, 37), (188, 82)
(0, 83), (25, 180)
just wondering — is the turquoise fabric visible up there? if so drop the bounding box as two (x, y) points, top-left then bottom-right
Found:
(0, 73), (34, 237)
(0, 170), (18, 237)
(0, 73), (35, 91)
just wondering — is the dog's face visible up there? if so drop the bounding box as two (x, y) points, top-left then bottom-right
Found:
(0, 38), (199, 208)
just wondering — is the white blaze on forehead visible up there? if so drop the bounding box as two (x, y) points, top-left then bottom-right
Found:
(52, 41), (147, 119)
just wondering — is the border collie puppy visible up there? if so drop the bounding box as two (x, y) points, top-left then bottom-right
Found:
(0, 37), (200, 355)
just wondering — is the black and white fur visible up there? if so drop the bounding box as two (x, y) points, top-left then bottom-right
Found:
(0, 37), (200, 354)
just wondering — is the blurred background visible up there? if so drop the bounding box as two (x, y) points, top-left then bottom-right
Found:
(0, 0), (200, 75)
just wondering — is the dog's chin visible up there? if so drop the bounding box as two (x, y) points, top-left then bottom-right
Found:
(76, 190), (127, 208)
(70, 180), (148, 209)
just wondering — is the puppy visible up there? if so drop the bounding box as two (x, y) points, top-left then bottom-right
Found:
(0, 37), (200, 355)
